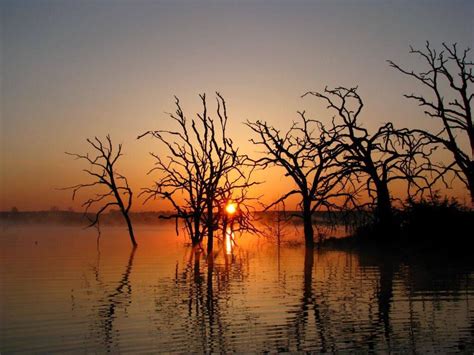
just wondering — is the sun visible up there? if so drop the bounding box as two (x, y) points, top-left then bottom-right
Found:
(225, 202), (238, 215)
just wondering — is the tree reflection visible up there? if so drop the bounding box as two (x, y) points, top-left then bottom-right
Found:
(153, 241), (252, 353)
(289, 248), (333, 352)
(289, 248), (398, 352)
(356, 250), (395, 350)
(94, 247), (137, 351)
(377, 260), (394, 343)
(81, 233), (474, 353)
(362, 248), (474, 351)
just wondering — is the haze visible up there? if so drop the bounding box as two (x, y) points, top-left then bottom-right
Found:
(1, 0), (473, 211)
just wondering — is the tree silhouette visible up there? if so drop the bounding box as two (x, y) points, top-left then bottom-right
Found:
(388, 42), (474, 205)
(246, 113), (357, 248)
(303, 87), (435, 232)
(64, 135), (137, 247)
(139, 93), (256, 252)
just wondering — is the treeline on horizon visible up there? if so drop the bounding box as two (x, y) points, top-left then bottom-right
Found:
(44, 42), (474, 249)
(0, 209), (345, 226)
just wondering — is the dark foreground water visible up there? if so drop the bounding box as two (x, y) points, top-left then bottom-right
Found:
(1, 224), (473, 353)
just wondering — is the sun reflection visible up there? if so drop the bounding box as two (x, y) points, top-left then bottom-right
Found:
(225, 227), (233, 255)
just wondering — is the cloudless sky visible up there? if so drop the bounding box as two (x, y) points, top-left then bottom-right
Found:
(1, 0), (473, 211)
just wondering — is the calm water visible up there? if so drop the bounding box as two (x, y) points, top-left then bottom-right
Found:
(1, 224), (473, 353)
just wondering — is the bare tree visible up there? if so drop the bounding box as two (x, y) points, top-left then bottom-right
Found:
(303, 87), (435, 232)
(139, 93), (256, 253)
(246, 113), (357, 248)
(65, 135), (137, 247)
(388, 42), (474, 205)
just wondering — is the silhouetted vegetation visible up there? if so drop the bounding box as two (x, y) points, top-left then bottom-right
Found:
(303, 87), (436, 236)
(139, 93), (258, 252)
(399, 196), (474, 247)
(322, 196), (473, 252)
(10, 42), (470, 252)
(389, 42), (474, 205)
(64, 135), (137, 246)
(246, 112), (357, 248)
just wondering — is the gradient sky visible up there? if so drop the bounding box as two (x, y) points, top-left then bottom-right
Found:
(1, 0), (473, 211)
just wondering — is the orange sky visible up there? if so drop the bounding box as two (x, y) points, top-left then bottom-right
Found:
(1, 0), (472, 211)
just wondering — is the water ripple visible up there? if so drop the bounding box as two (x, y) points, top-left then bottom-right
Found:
(1, 226), (474, 353)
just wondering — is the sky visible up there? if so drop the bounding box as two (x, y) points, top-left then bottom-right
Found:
(1, 0), (473, 211)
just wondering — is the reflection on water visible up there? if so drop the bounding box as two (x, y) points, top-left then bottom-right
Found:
(225, 226), (234, 255)
(1, 225), (474, 352)
(94, 247), (136, 351)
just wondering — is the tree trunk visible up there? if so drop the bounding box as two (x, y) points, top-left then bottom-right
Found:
(375, 182), (394, 234)
(467, 161), (474, 207)
(302, 198), (315, 248)
(122, 212), (137, 247)
(113, 186), (137, 247)
(207, 201), (214, 254)
(207, 228), (213, 254)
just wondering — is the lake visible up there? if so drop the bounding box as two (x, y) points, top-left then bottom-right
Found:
(1, 224), (473, 353)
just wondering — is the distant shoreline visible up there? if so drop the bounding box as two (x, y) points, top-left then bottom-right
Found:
(0, 210), (350, 226)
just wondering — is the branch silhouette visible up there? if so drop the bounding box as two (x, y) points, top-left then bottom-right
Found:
(139, 93), (258, 252)
(303, 87), (438, 233)
(389, 42), (474, 205)
(63, 135), (137, 246)
(246, 111), (358, 247)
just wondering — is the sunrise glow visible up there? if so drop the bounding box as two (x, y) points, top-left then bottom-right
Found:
(2, 1), (473, 353)
(225, 202), (237, 215)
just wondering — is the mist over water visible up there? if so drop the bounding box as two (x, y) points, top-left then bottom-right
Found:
(1, 224), (473, 353)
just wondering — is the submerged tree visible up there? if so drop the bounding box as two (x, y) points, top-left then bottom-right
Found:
(303, 87), (435, 232)
(139, 93), (256, 253)
(388, 42), (474, 205)
(65, 135), (137, 247)
(246, 113), (357, 248)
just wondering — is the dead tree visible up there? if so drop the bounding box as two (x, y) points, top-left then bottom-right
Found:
(246, 113), (357, 248)
(388, 42), (474, 205)
(303, 87), (435, 232)
(139, 93), (256, 253)
(65, 135), (137, 247)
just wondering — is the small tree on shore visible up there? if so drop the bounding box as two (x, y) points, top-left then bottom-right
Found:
(64, 135), (137, 247)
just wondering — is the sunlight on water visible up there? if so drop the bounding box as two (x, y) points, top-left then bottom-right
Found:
(1, 223), (473, 353)
(225, 226), (233, 255)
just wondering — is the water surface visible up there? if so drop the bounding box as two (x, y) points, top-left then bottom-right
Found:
(1, 224), (473, 352)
